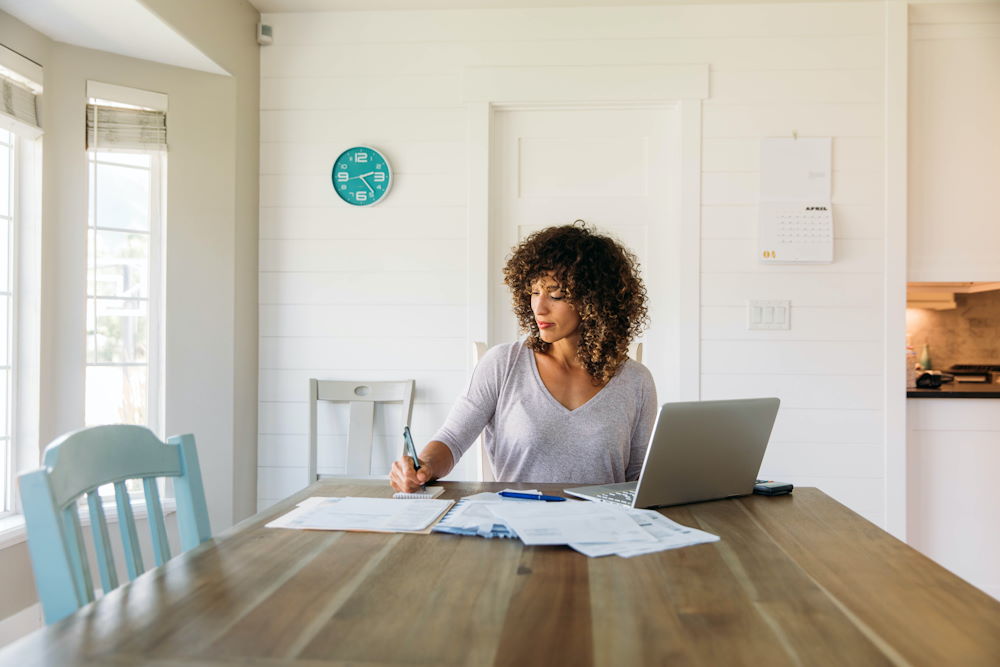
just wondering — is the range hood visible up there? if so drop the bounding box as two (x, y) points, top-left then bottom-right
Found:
(907, 282), (1000, 310)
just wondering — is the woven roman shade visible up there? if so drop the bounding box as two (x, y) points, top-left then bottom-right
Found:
(0, 73), (39, 132)
(86, 104), (167, 151)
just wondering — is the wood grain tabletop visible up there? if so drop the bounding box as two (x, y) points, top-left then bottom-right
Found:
(2, 480), (998, 666)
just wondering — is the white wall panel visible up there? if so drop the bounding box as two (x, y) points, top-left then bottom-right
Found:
(260, 304), (466, 338)
(259, 337), (465, 371)
(701, 273), (885, 308)
(259, 271), (467, 305)
(701, 341), (882, 375)
(258, 239), (465, 272)
(701, 306), (882, 342)
(709, 69), (883, 105)
(701, 374), (881, 411)
(260, 206), (466, 241)
(260, 75), (463, 110)
(259, 2), (889, 521)
(261, 109), (465, 142)
(770, 408), (883, 445)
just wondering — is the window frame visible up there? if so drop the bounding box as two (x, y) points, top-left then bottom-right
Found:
(0, 127), (18, 518)
(84, 148), (165, 438)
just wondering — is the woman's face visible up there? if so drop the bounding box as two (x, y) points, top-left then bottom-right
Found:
(529, 274), (581, 345)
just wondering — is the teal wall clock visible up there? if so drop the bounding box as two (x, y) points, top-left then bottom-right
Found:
(332, 146), (392, 206)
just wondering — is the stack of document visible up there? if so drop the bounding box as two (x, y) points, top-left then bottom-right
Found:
(435, 491), (719, 558)
(432, 492), (525, 538)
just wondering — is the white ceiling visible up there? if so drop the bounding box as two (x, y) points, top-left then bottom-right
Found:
(249, 0), (870, 11)
(0, 0), (226, 75)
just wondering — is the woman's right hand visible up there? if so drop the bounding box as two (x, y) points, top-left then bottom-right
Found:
(389, 456), (432, 493)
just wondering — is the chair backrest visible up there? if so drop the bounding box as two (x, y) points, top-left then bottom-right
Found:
(471, 342), (496, 482)
(628, 341), (644, 364)
(308, 379), (415, 483)
(18, 425), (212, 625)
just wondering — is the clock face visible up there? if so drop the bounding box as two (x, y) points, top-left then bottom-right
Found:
(332, 146), (392, 206)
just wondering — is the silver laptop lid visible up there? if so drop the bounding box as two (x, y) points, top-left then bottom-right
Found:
(633, 397), (780, 509)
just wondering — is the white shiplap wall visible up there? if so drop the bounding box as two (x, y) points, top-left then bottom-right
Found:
(259, 3), (888, 524)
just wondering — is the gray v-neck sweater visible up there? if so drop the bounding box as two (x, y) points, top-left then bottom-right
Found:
(433, 341), (657, 484)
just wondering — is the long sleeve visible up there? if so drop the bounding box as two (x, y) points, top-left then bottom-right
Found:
(431, 344), (508, 467)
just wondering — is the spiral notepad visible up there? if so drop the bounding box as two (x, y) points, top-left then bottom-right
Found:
(392, 485), (445, 500)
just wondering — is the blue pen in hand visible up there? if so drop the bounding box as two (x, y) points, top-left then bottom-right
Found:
(498, 491), (566, 502)
(402, 425), (420, 472)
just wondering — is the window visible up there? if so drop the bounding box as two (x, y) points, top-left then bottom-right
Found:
(84, 148), (163, 432)
(84, 82), (167, 502)
(0, 47), (41, 519)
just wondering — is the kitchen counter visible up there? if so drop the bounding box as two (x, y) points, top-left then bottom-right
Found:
(907, 383), (1000, 398)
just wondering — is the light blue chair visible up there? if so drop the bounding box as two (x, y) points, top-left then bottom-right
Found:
(18, 425), (212, 624)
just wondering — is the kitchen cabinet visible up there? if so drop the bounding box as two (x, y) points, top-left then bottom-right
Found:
(908, 4), (1000, 282)
(907, 398), (1000, 600)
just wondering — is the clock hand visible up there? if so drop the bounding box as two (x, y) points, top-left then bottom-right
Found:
(347, 171), (375, 180)
(359, 175), (375, 194)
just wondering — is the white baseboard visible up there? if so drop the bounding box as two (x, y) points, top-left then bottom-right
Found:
(0, 603), (42, 649)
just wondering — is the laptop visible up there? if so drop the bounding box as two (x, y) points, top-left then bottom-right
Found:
(564, 397), (780, 509)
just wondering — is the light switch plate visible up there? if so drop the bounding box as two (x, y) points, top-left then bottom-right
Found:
(748, 300), (790, 330)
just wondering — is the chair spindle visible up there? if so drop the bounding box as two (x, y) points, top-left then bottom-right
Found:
(114, 481), (144, 579)
(61, 504), (95, 605)
(143, 478), (171, 566)
(86, 490), (119, 593)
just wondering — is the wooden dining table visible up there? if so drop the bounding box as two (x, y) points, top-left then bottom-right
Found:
(2, 479), (999, 666)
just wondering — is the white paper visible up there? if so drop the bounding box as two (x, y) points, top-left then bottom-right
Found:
(760, 137), (831, 202)
(433, 492), (534, 538)
(267, 496), (452, 533)
(569, 509), (719, 558)
(487, 501), (657, 546)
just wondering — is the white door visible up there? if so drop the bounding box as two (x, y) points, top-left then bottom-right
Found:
(489, 105), (682, 398)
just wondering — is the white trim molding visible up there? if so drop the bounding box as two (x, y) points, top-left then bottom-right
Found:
(463, 64), (709, 104)
(463, 64), (708, 398)
(883, 0), (909, 539)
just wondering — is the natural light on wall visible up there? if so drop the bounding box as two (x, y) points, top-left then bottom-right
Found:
(84, 81), (166, 439)
(0, 128), (12, 513)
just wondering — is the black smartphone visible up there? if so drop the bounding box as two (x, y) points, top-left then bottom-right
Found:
(753, 479), (793, 496)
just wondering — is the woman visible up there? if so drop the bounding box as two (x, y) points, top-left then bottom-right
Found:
(390, 222), (656, 493)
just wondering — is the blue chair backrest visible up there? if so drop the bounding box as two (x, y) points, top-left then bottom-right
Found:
(18, 425), (212, 624)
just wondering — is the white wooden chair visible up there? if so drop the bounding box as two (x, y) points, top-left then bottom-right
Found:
(628, 341), (644, 363)
(471, 342), (496, 482)
(308, 379), (415, 484)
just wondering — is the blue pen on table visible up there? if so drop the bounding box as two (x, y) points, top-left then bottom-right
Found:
(498, 491), (566, 502)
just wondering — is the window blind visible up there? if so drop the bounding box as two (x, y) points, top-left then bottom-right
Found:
(0, 73), (39, 131)
(86, 104), (167, 151)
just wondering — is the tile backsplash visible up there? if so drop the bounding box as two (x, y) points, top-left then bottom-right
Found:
(906, 289), (1000, 370)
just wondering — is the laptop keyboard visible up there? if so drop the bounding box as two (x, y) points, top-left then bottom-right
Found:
(592, 489), (636, 506)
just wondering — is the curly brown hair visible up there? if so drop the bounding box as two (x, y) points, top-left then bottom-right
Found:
(502, 222), (649, 385)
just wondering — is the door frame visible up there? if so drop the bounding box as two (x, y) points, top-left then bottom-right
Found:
(463, 64), (708, 403)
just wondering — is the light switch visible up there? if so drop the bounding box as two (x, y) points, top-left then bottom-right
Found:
(747, 300), (791, 330)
